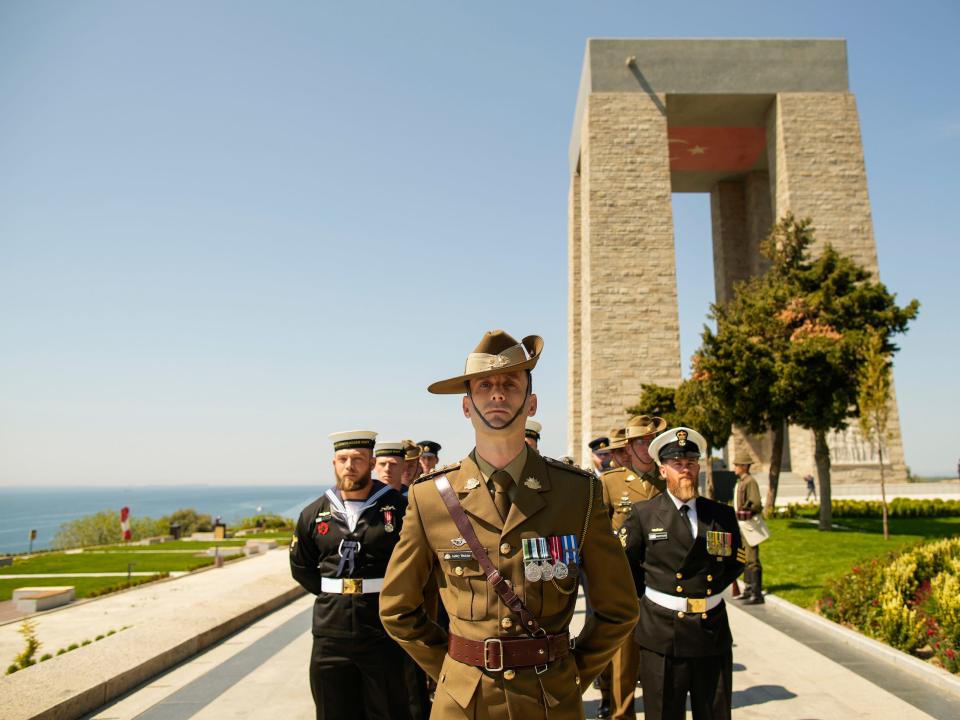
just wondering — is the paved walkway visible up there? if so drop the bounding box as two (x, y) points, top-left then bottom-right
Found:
(89, 590), (958, 720)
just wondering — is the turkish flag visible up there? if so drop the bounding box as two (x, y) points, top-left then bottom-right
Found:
(668, 127), (766, 172)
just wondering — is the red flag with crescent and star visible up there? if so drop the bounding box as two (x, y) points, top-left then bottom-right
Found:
(668, 127), (766, 172)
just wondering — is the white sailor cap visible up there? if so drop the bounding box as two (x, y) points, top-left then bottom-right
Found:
(525, 419), (542, 440)
(648, 427), (707, 466)
(373, 441), (406, 458)
(329, 430), (377, 451)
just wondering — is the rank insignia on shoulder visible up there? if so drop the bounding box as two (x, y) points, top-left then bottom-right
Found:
(649, 531), (669, 541)
(618, 527), (628, 547)
(524, 477), (542, 490)
(290, 534), (298, 550)
(451, 537), (467, 547)
(706, 531), (733, 557)
(464, 478), (481, 490)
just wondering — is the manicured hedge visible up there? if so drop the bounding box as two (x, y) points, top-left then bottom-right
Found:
(781, 498), (960, 519)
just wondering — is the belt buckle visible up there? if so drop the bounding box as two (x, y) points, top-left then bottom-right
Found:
(483, 638), (504, 672)
(342, 578), (363, 594)
(686, 597), (707, 613)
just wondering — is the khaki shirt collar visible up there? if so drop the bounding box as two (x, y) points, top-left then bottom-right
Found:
(474, 445), (528, 488)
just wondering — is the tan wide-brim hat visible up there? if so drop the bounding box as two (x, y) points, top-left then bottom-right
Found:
(624, 415), (667, 440)
(733, 453), (754, 466)
(428, 330), (543, 395)
(607, 426), (628, 450)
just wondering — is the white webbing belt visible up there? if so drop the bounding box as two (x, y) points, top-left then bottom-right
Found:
(644, 587), (723, 612)
(320, 577), (385, 594)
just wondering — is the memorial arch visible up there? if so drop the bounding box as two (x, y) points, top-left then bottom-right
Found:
(567, 39), (906, 481)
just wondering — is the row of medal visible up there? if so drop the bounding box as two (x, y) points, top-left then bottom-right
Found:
(521, 535), (578, 582)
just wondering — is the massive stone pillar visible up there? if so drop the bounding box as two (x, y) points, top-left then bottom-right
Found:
(568, 93), (681, 464)
(569, 39), (907, 481)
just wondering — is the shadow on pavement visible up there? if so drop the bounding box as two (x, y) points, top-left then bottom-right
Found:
(733, 684), (798, 708)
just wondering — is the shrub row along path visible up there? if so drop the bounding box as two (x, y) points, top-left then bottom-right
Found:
(88, 587), (959, 719)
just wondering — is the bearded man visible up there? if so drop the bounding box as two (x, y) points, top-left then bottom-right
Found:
(290, 430), (412, 720)
(620, 427), (746, 720)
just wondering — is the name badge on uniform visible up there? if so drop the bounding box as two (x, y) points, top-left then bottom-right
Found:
(441, 550), (474, 561)
(649, 528), (668, 541)
(706, 530), (733, 557)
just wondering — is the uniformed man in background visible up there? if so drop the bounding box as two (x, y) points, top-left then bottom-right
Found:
(524, 418), (542, 450)
(733, 454), (764, 605)
(290, 430), (412, 720)
(588, 436), (612, 476)
(419, 440), (442, 474)
(380, 329), (638, 720)
(607, 427), (629, 471)
(401, 439), (424, 490)
(597, 415), (666, 719)
(374, 441), (407, 492)
(621, 427), (745, 720)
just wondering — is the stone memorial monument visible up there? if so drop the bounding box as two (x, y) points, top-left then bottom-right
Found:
(567, 39), (906, 482)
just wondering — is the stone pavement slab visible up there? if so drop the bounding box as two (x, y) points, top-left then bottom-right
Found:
(86, 589), (955, 720)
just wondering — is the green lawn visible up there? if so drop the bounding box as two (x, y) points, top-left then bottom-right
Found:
(0, 575), (166, 602)
(1, 552), (215, 575)
(763, 516), (960, 608)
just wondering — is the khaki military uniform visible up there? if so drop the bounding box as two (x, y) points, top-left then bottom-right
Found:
(736, 473), (763, 574)
(599, 465), (663, 719)
(380, 448), (639, 720)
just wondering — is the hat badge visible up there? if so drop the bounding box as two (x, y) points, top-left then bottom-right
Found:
(487, 354), (510, 369)
(676, 430), (688, 447)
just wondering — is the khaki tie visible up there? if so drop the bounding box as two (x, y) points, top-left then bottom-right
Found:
(490, 470), (513, 521)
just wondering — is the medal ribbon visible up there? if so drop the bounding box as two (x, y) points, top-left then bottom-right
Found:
(336, 539), (360, 577)
(537, 537), (551, 564)
(562, 534), (578, 565)
(549, 535), (562, 562)
(522, 538), (535, 563)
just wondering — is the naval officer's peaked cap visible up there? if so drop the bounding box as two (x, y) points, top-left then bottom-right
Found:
(648, 426), (707, 465)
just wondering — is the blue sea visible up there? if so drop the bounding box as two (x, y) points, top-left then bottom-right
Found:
(0, 485), (328, 555)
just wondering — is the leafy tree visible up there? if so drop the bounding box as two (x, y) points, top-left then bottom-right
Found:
(858, 329), (894, 539)
(627, 384), (682, 426)
(161, 508), (213, 535)
(698, 214), (918, 528)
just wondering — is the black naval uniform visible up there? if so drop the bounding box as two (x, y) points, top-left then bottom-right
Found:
(621, 492), (745, 720)
(290, 480), (412, 720)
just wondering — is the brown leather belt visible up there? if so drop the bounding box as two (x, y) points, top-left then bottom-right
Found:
(448, 632), (571, 672)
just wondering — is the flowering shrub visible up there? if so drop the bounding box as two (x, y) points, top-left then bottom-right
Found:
(819, 538), (960, 673)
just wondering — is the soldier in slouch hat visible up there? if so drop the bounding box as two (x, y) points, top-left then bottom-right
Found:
(380, 329), (638, 720)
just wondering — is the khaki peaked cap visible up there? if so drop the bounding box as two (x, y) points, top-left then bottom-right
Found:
(427, 329), (543, 394)
(625, 415), (667, 439)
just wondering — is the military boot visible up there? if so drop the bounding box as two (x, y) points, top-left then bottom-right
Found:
(735, 569), (754, 601)
(744, 568), (765, 604)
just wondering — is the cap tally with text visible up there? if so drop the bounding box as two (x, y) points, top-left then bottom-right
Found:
(607, 426), (627, 451)
(648, 426), (707, 466)
(588, 436), (610, 453)
(402, 439), (422, 461)
(329, 430), (377, 452)
(374, 441), (405, 458)
(418, 440), (441, 457)
(428, 329), (543, 394)
(525, 419), (542, 441)
(624, 415), (667, 440)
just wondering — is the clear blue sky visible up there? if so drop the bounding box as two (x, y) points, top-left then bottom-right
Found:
(1, 1), (957, 485)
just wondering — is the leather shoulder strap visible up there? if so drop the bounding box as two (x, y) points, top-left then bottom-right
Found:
(434, 475), (545, 638)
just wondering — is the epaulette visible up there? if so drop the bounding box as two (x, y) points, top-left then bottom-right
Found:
(600, 466), (627, 478)
(543, 455), (595, 480)
(413, 461), (462, 485)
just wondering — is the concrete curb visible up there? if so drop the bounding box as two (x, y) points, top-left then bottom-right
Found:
(763, 593), (960, 696)
(0, 555), (306, 720)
